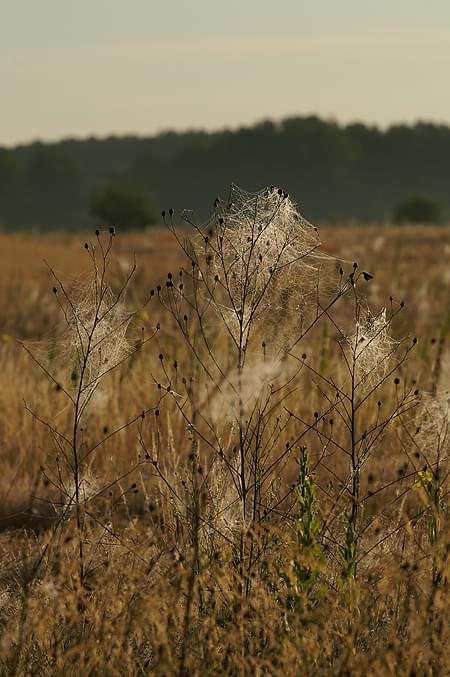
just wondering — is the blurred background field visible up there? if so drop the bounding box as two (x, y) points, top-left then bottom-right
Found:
(2, 223), (450, 338)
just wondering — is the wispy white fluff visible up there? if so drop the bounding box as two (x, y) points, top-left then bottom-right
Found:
(347, 308), (398, 386)
(192, 185), (329, 346)
(63, 279), (132, 409)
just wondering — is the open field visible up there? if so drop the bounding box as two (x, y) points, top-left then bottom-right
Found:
(2, 222), (450, 337)
(1, 209), (450, 675)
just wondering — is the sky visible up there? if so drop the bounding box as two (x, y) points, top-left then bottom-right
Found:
(1, 0), (450, 146)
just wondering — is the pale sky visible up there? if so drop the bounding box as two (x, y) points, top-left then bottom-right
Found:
(2, 0), (450, 146)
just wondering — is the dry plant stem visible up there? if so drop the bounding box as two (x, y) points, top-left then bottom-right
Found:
(23, 231), (155, 590)
(348, 289), (360, 585)
(65, 239), (119, 585)
(179, 433), (201, 677)
(72, 340), (90, 585)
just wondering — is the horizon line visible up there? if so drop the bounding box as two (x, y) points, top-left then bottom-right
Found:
(4, 113), (450, 150)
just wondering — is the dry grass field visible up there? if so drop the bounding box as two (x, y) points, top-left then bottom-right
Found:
(1, 191), (450, 675)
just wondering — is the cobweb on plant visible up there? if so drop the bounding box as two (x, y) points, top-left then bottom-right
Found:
(413, 392), (450, 468)
(188, 184), (336, 350)
(60, 277), (133, 411)
(207, 184), (324, 290)
(346, 308), (399, 388)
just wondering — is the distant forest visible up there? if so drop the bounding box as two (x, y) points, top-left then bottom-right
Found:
(1, 116), (450, 230)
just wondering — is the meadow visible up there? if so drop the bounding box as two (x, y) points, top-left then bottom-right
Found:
(1, 187), (450, 675)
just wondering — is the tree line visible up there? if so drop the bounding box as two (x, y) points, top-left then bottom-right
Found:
(0, 116), (449, 230)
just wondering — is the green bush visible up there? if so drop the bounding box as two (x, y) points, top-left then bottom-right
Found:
(91, 181), (157, 230)
(394, 194), (442, 224)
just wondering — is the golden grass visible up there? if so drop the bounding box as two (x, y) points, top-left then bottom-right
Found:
(0, 222), (450, 675)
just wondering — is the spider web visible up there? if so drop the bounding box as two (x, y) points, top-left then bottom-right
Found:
(188, 184), (336, 349)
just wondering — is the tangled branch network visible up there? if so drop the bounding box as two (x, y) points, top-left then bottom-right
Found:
(191, 184), (331, 346)
(63, 279), (132, 407)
